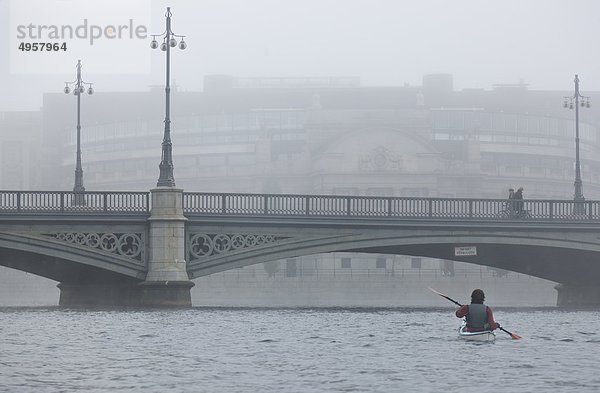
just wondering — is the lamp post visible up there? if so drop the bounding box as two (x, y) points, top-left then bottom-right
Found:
(63, 60), (94, 205)
(150, 7), (187, 187)
(563, 74), (591, 213)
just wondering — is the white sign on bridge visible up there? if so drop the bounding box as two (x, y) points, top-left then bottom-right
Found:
(454, 246), (477, 257)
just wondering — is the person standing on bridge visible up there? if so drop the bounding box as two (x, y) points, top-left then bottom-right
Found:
(455, 289), (500, 332)
(508, 188), (515, 214)
(513, 187), (524, 216)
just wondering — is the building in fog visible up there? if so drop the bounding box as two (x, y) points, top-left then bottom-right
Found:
(0, 111), (42, 189)
(38, 74), (600, 199)
(2, 74), (600, 304)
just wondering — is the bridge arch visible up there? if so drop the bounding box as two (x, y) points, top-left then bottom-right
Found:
(0, 232), (146, 283)
(187, 230), (600, 285)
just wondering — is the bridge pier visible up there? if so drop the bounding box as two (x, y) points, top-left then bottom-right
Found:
(58, 282), (139, 307)
(555, 283), (600, 307)
(141, 187), (194, 307)
(57, 280), (195, 307)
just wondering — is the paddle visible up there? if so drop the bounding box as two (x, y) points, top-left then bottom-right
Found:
(428, 287), (522, 340)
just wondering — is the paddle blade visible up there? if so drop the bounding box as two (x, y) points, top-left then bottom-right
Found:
(428, 287), (462, 307)
(500, 327), (522, 340)
(428, 287), (447, 297)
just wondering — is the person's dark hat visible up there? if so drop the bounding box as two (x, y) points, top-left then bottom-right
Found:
(471, 289), (485, 303)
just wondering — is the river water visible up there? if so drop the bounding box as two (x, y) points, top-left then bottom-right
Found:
(2, 307), (599, 392)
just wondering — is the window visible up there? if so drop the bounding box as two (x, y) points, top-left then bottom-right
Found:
(300, 259), (315, 276)
(285, 259), (297, 277)
(341, 258), (352, 269)
(376, 257), (386, 269)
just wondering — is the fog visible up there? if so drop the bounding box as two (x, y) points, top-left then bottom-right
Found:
(1, 0), (600, 111)
(0, 0), (599, 309)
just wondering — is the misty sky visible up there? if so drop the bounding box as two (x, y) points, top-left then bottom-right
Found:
(1, 0), (599, 111)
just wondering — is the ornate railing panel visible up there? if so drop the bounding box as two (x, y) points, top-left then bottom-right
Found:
(0, 191), (149, 214)
(188, 233), (290, 260)
(42, 232), (146, 264)
(183, 192), (600, 221)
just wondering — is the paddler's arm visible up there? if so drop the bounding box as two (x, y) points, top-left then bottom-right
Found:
(486, 306), (500, 330)
(455, 305), (469, 318)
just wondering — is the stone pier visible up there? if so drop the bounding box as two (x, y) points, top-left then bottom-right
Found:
(141, 187), (194, 306)
(555, 283), (600, 307)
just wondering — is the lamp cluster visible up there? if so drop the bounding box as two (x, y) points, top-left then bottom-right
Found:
(563, 74), (591, 110)
(563, 96), (591, 109)
(151, 35), (187, 51)
(63, 60), (93, 96)
(64, 83), (93, 96)
(150, 8), (187, 53)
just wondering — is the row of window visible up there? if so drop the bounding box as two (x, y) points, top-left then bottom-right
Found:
(434, 132), (571, 147)
(73, 111), (306, 144)
(283, 257), (426, 278)
(432, 110), (599, 144)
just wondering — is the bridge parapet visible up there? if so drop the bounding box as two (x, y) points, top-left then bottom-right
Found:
(0, 191), (149, 214)
(183, 192), (600, 221)
(2, 191), (598, 221)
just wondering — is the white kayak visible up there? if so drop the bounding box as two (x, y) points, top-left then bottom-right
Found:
(458, 321), (496, 342)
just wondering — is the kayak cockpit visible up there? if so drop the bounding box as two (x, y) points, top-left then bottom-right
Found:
(458, 320), (496, 342)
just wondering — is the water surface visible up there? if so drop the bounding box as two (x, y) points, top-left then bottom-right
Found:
(2, 307), (599, 392)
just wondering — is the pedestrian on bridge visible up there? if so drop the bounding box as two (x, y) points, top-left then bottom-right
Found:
(514, 187), (524, 216)
(455, 289), (500, 332)
(508, 188), (515, 214)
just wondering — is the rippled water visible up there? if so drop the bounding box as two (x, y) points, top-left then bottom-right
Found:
(2, 307), (600, 392)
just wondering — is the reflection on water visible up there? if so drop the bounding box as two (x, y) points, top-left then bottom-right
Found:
(0, 266), (559, 307)
(1, 307), (599, 392)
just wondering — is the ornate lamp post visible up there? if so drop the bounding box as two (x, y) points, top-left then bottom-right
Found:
(63, 60), (94, 205)
(563, 74), (591, 213)
(150, 7), (187, 187)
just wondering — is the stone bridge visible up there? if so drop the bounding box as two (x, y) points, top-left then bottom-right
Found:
(2, 189), (600, 307)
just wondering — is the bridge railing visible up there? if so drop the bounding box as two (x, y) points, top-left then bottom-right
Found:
(183, 192), (600, 220)
(0, 191), (150, 214)
(2, 191), (599, 220)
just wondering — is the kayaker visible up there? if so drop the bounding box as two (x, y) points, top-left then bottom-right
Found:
(455, 289), (500, 332)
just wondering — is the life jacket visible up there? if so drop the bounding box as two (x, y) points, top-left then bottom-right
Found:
(466, 303), (489, 330)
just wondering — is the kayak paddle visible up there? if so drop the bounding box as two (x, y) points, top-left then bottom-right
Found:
(428, 287), (522, 340)
(498, 326), (522, 340)
(428, 287), (462, 307)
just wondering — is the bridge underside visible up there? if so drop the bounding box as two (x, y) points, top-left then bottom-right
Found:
(350, 243), (600, 307)
(0, 248), (138, 284)
(349, 243), (600, 285)
(0, 248), (193, 307)
(0, 248), (143, 306)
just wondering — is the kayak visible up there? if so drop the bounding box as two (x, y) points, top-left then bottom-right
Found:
(458, 321), (496, 342)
